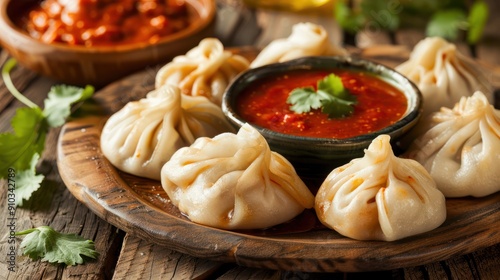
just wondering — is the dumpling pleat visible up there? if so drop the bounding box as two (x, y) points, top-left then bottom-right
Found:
(161, 124), (315, 230)
(100, 85), (235, 180)
(406, 92), (500, 197)
(316, 135), (446, 241)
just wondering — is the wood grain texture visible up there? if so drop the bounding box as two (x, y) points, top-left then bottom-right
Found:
(112, 234), (224, 280)
(56, 47), (500, 273)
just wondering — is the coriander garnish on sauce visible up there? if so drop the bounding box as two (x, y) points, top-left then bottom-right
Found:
(286, 73), (357, 118)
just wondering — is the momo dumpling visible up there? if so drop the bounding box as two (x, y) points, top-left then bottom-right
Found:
(155, 38), (250, 105)
(315, 135), (446, 241)
(100, 84), (235, 180)
(396, 37), (493, 118)
(405, 91), (500, 198)
(161, 124), (315, 230)
(250, 22), (347, 68)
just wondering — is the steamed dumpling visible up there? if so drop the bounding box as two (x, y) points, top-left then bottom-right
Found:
(315, 135), (446, 241)
(100, 84), (235, 180)
(250, 22), (347, 68)
(405, 91), (500, 198)
(155, 38), (250, 105)
(161, 124), (315, 230)
(396, 37), (493, 118)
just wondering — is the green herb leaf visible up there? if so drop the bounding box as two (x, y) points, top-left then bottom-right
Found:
(286, 74), (357, 118)
(318, 74), (354, 101)
(0, 58), (94, 206)
(16, 226), (99, 266)
(44, 84), (94, 127)
(426, 9), (468, 40)
(0, 107), (47, 177)
(287, 87), (322, 113)
(467, 1), (489, 44)
(334, 1), (366, 34)
(14, 153), (44, 207)
(319, 91), (357, 118)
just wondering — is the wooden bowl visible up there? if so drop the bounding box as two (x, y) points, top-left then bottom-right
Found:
(0, 0), (216, 87)
(56, 62), (500, 272)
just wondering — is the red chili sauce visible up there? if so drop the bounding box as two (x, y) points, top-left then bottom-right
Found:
(15, 0), (191, 46)
(236, 69), (407, 139)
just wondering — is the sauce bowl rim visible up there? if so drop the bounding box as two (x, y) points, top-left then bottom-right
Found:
(222, 55), (422, 147)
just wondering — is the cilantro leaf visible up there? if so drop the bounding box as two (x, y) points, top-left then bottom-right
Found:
(318, 74), (356, 102)
(319, 91), (357, 118)
(43, 85), (94, 127)
(0, 107), (47, 177)
(15, 153), (44, 207)
(426, 9), (468, 40)
(287, 87), (322, 113)
(467, 1), (489, 44)
(287, 73), (357, 118)
(0, 58), (95, 205)
(16, 226), (99, 266)
(334, 1), (366, 34)
(318, 74), (343, 96)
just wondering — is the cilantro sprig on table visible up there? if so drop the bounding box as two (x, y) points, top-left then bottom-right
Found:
(0, 58), (94, 206)
(286, 73), (357, 118)
(16, 226), (99, 266)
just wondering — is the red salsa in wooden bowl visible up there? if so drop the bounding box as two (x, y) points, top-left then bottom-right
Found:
(14, 0), (191, 46)
(236, 69), (408, 139)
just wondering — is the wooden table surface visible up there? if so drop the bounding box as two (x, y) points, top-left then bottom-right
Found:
(1, 1), (500, 279)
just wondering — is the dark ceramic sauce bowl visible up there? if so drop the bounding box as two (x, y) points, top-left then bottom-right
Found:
(222, 56), (422, 189)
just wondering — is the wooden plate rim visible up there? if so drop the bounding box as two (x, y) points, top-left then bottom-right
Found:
(56, 47), (500, 273)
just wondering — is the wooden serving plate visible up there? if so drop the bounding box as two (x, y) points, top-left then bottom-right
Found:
(57, 47), (500, 272)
